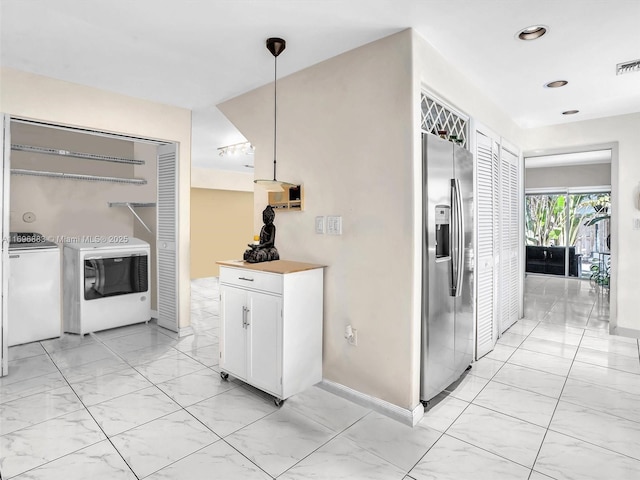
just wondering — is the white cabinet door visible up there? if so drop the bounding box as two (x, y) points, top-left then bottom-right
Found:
(220, 286), (248, 379)
(246, 291), (281, 396)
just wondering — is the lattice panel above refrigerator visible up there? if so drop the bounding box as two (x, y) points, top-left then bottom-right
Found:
(421, 93), (468, 149)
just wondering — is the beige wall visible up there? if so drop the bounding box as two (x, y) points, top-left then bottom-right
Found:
(525, 163), (611, 190)
(220, 30), (417, 409)
(522, 113), (640, 336)
(191, 188), (254, 279)
(1, 67), (192, 331)
(191, 167), (253, 192)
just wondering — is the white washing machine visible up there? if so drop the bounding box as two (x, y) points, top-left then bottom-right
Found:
(63, 238), (151, 335)
(8, 234), (61, 346)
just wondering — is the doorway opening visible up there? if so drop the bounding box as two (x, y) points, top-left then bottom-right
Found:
(522, 145), (615, 332)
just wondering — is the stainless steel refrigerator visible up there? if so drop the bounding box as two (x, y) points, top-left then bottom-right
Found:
(421, 133), (474, 403)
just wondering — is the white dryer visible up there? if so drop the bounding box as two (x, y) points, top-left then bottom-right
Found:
(63, 238), (151, 335)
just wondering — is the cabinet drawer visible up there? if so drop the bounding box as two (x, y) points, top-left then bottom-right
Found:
(220, 267), (283, 295)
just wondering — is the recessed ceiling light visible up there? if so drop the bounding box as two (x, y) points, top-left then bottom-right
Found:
(562, 110), (579, 115)
(517, 25), (547, 40)
(545, 80), (568, 88)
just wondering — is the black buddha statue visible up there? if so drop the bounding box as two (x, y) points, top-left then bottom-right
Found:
(243, 205), (280, 263)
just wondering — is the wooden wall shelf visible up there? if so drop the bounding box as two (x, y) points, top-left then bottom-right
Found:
(268, 184), (304, 211)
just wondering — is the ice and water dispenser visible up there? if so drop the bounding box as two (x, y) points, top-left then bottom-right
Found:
(435, 205), (450, 259)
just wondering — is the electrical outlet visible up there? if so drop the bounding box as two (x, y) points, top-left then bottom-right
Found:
(348, 328), (358, 346)
(634, 218), (640, 230)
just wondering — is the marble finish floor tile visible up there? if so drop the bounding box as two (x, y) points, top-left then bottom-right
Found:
(93, 322), (160, 341)
(58, 355), (131, 384)
(186, 386), (277, 437)
(3, 355), (58, 386)
(117, 343), (180, 366)
(284, 385), (370, 432)
(8, 343), (46, 361)
(492, 363), (566, 398)
(519, 337), (578, 360)
(542, 313), (589, 329)
(549, 400), (640, 460)
(88, 386), (181, 436)
(172, 333), (218, 352)
(550, 301), (594, 317)
(0, 372), (67, 405)
(157, 368), (238, 407)
(11, 440), (137, 480)
(574, 347), (640, 374)
(504, 319), (539, 336)
(409, 434), (531, 480)
(468, 357), (505, 380)
(419, 393), (469, 433)
(535, 430), (640, 480)
(145, 440), (271, 480)
(40, 333), (97, 354)
(579, 335), (640, 358)
(69, 367), (153, 406)
(133, 352), (207, 383)
(443, 373), (490, 402)
(569, 361), (640, 396)
(472, 381), (558, 428)
(0, 386), (84, 436)
(101, 330), (177, 355)
(484, 344), (517, 362)
(279, 436), (406, 480)
(0, 409), (106, 478)
(48, 342), (119, 370)
(560, 378), (640, 423)
(343, 411), (441, 471)
(528, 326), (583, 346)
(507, 348), (574, 377)
(226, 408), (334, 477)
(447, 404), (546, 467)
(179, 343), (220, 367)
(110, 410), (219, 478)
(497, 332), (527, 348)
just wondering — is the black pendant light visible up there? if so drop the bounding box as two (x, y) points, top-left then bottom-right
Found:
(254, 37), (295, 191)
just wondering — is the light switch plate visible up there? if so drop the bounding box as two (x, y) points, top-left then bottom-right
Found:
(633, 218), (640, 230)
(315, 216), (325, 234)
(327, 215), (342, 235)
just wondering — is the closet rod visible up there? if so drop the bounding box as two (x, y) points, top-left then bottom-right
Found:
(11, 144), (145, 165)
(11, 169), (147, 185)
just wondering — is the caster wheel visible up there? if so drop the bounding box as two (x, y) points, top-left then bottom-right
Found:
(421, 400), (430, 409)
(274, 398), (284, 407)
(220, 372), (229, 381)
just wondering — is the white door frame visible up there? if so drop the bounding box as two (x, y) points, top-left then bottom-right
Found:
(523, 142), (618, 330)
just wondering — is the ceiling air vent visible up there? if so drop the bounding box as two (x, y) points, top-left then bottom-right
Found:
(616, 59), (640, 75)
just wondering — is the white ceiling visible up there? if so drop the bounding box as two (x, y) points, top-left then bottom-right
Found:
(2, 0), (639, 172)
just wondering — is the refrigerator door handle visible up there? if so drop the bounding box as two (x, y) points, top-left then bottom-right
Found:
(452, 178), (464, 297)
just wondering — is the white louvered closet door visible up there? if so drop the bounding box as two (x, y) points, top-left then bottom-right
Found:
(499, 147), (519, 333)
(475, 130), (499, 358)
(157, 144), (179, 332)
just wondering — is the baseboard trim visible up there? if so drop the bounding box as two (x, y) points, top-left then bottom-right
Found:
(176, 325), (194, 338)
(319, 379), (424, 426)
(611, 326), (640, 339)
(150, 309), (159, 319)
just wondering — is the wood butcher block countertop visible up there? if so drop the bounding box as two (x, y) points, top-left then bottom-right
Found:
(217, 259), (325, 274)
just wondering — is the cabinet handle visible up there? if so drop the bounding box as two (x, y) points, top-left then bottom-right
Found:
(238, 277), (254, 282)
(241, 305), (252, 328)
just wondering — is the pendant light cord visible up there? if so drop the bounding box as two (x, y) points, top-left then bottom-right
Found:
(273, 55), (278, 181)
